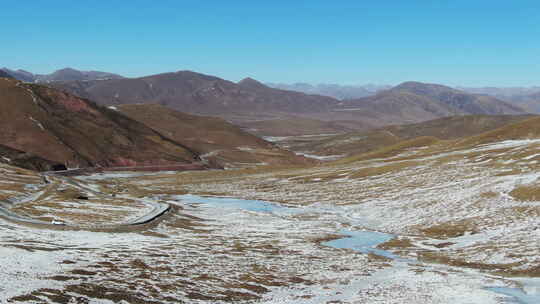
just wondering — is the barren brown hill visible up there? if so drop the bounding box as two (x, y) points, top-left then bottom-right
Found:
(0, 78), (203, 169)
(50, 71), (341, 122)
(116, 104), (314, 168)
(338, 82), (528, 126)
(50, 72), (529, 132)
(292, 115), (533, 157)
(238, 116), (361, 137)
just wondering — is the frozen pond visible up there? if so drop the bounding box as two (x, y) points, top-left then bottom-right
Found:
(322, 229), (399, 259)
(174, 194), (289, 213)
(486, 284), (540, 304)
(176, 195), (399, 259)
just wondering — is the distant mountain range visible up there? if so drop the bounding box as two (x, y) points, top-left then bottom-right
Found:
(266, 82), (391, 100)
(3, 67), (535, 134)
(48, 71), (341, 122)
(333, 81), (527, 127)
(456, 86), (540, 113)
(5, 67), (538, 106)
(267, 82), (540, 102)
(267, 82), (540, 115)
(459, 86), (540, 97)
(494, 91), (540, 113)
(1, 67), (538, 171)
(42, 70), (527, 129)
(0, 70), (14, 79)
(1, 67), (124, 83)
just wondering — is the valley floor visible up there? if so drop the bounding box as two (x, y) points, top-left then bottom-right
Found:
(1, 135), (540, 303)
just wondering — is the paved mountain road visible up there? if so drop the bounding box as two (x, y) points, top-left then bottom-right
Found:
(0, 172), (171, 230)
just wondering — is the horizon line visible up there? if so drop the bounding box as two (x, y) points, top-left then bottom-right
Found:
(2, 66), (539, 89)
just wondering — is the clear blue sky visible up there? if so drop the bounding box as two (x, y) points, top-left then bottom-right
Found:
(1, 1), (539, 86)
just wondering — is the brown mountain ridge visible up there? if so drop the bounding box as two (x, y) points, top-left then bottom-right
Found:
(0, 78), (312, 171)
(0, 77), (201, 169)
(50, 71), (341, 123)
(50, 73), (529, 135)
(337, 81), (527, 127)
(116, 104), (314, 168)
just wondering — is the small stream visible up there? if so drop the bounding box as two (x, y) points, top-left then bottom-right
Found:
(175, 194), (540, 304)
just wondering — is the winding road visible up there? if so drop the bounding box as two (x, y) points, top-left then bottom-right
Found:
(0, 172), (171, 230)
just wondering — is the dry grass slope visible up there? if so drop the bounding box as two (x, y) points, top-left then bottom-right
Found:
(334, 136), (440, 164)
(456, 116), (540, 147)
(117, 104), (314, 167)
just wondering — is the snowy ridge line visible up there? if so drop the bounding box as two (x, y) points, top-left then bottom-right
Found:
(16, 82), (39, 104)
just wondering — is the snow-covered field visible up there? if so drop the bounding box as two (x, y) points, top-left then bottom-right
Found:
(1, 137), (540, 303)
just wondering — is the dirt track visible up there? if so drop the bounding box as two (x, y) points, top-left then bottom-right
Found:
(0, 172), (172, 231)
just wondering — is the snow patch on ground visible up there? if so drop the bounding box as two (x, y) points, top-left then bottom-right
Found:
(295, 152), (345, 160)
(29, 116), (45, 131)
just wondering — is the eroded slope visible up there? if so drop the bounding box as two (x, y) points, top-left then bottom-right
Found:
(0, 78), (200, 169)
(117, 104), (314, 168)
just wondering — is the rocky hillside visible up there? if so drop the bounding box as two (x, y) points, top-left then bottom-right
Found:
(338, 82), (528, 126)
(116, 104), (314, 168)
(0, 78), (201, 169)
(48, 72), (529, 134)
(49, 71), (341, 121)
